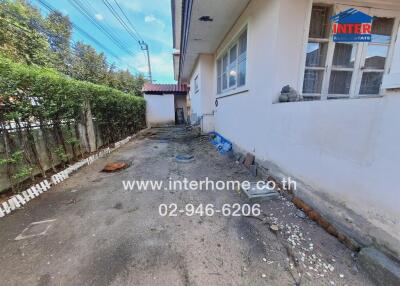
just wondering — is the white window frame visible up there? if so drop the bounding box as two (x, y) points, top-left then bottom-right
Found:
(216, 27), (248, 97)
(299, 3), (400, 101)
(194, 75), (199, 93)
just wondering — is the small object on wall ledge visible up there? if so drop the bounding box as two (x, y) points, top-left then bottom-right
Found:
(279, 85), (303, 103)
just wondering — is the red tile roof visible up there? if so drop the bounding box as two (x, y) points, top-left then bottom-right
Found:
(142, 83), (188, 94)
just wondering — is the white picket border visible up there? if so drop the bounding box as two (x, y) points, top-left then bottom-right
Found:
(0, 133), (136, 219)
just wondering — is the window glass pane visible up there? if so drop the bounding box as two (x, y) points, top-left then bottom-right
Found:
(217, 76), (221, 94)
(365, 45), (388, 69)
(332, 43), (356, 68)
(222, 53), (228, 71)
(328, 71), (352, 94)
(229, 44), (237, 63)
(239, 30), (247, 57)
(306, 42), (328, 67)
(222, 53), (228, 90)
(359, 72), (383, 95)
(238, 30), (247, 87)
(217, 59), (222, 76)
(309, 6), (330, 38)
(238, 60), (246, 87)
(229, 66), (237, 87)
(222, 73), (227, 90)
(194, 76), (199, 91)
(229, 45), (237, 87)
(371, 17), (394, 44)
(303, 69), (323, 93)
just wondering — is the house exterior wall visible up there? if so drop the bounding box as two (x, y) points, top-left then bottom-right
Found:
(189, 0), (400, 257)
(189, 62), (201, 123)
(174, 94), (188, 122)
(144, 93), (175, 126)
(188, 55), (216, 132)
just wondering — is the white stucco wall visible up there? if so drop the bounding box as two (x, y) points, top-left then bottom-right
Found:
(189, 62), (201, 123)
(144, 94), (175, 126)
(174, 94), (188, 122)
(188, 55), (216, 132)
(203, 0), (400, 257)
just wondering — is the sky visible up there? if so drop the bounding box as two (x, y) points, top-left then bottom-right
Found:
(30, 0), (175, 83)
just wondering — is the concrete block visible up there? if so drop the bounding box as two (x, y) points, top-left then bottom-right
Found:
(249, 164), (257, 177)
(43, 180), (51, 189)
(22, 191), (31, 202)
(241, 182), (279, 201)
(51, 174), (61, 184)
(0, 206), (5, 217)
(11, 196), (21, 208)
(243, 153), (255, 167)
(15, 194), (26, 205)
(8, 198), (16, 210)
(27, 188), (36, 199)
(40, 181), (48, 191)
(358, 247), (400, 286)
(36, 184), (43, 194)
(30, 186), (40, 197)
(58, 171), (67, 180)
(2, 202), (11, 214)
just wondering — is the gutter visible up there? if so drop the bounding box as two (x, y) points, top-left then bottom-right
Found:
(171, 0), (176, 48)
(178, 0), (193, 83)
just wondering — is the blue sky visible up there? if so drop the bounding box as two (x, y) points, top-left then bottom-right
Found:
(30, 0), (175, 83)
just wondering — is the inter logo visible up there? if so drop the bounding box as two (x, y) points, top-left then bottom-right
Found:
(330, 8), (373, 42)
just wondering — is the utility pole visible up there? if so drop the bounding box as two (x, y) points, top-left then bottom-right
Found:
(139, 41), (152, 83)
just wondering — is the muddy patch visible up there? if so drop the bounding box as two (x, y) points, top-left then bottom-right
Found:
(78, 239), (133, 286)
(113, 202), (123, 210)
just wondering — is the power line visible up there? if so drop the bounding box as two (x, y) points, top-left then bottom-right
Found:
(34, 0), (140, 74)
(101, 0), (152, 82)
(102, 0), (140, 43)
(113, 0), (143, 42)
(36, 0), (120, 60)
(67, 0), (134, 55)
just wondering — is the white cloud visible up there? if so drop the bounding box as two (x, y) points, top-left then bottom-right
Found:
(144, 14), (156, 23)
(144, 14), (165, 30)
(122, 52), (173, 82)
(118, 0), (142, 13)
(95, 13), (104, 21)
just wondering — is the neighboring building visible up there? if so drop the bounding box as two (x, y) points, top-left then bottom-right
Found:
(172, 0), (400, 260)
(142, 83), (188, 127)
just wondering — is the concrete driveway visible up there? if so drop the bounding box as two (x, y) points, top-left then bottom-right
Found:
(0, 127), (374, 286)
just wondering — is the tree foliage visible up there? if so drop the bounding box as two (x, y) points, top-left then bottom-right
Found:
(0, 54), (145, 134)
(0, 54), (145, 191)
(0, 0), (145, 95)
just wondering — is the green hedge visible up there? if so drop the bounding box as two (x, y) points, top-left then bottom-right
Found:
(0, 54), (145, 191)
(0, 54), (145, 142)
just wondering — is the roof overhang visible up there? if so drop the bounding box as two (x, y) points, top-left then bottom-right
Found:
(142, 83), (188, 95)
(176, 0), (250, 82)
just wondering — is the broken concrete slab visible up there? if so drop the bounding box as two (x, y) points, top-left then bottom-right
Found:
(241, 182), (279, 200)
(358, 247), (400, 286)
(243, 153), (255, 167)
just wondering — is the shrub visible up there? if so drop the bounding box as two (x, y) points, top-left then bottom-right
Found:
(0, 54), (145, 191)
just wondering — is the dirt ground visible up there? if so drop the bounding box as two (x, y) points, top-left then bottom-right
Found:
(0, 127), (375, 286)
